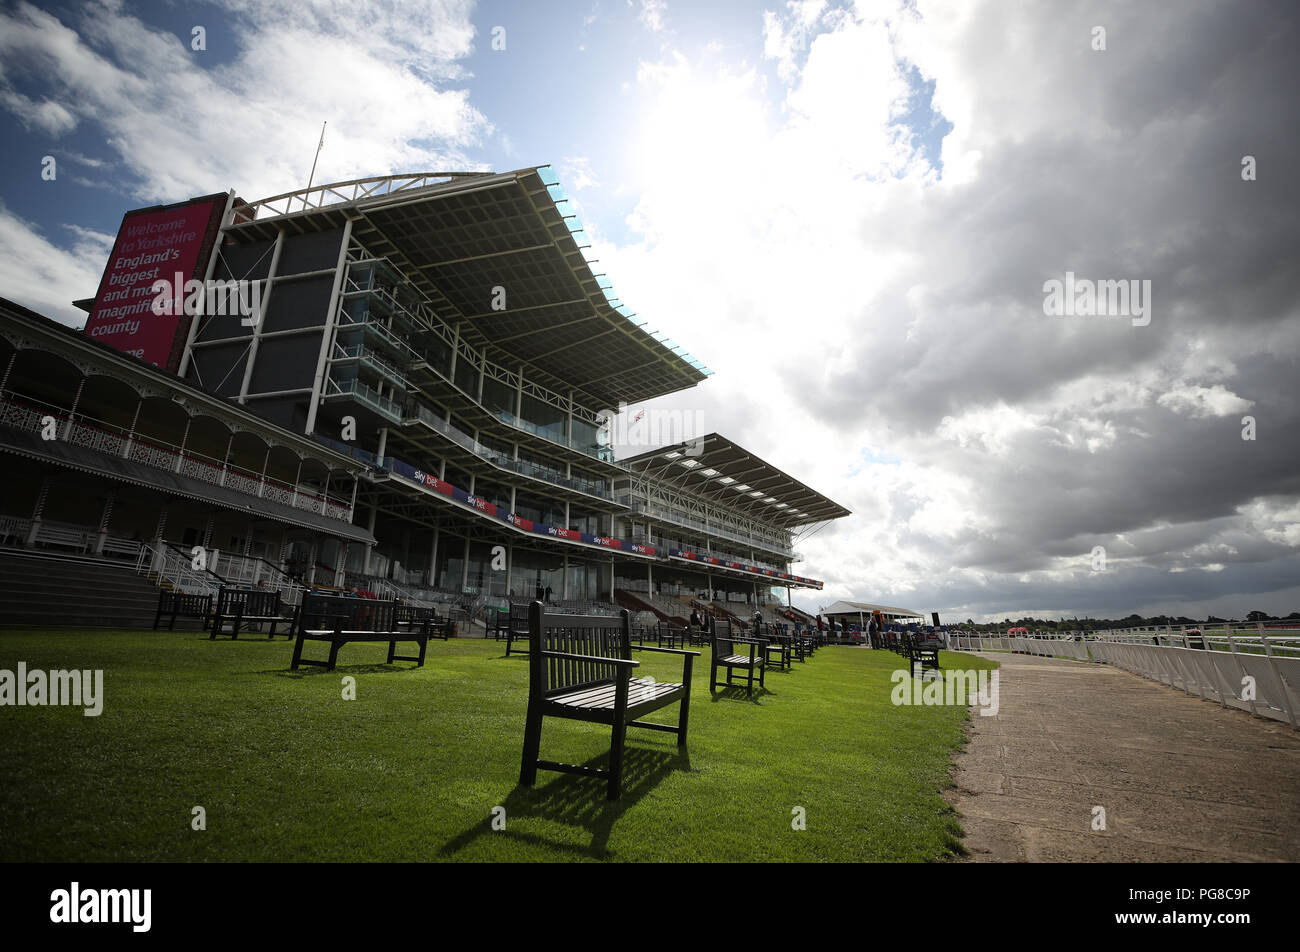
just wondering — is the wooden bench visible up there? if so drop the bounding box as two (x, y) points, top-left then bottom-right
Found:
(489, 608), (510, 641)
(903, 633), (940, 678)
(210, 586), (293, 639)
(710, 617), (766, 696)
(394, 604), (452, 640)
(290, 593), (430, 671)
(152, 590), (213, 630)
(504, 601), (531, 657)
(655, 620), (688, 649)
(756, 622), (791, 670)
(520, 602), (699, 800)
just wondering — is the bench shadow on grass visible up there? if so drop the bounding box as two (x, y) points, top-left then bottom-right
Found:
(709, 683), (773, 704)
(263, 662), (423, 680)
(439, 745), (690, 860)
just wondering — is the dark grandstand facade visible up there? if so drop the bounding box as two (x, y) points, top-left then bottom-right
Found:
(0, 168), (848, 629)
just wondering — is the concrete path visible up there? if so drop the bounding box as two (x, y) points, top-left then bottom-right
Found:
(945, 652), (1300, 862)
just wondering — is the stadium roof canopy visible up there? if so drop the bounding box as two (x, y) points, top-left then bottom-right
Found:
(228, 168), (711, 410)
(822, 600), (925, 619)
(621, 432), (851, 528)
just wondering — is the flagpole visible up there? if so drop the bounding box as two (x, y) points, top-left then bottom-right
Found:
(304, 121), (326, 210)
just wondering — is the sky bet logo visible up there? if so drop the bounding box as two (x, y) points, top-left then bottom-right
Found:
(50, 882), (151, 932)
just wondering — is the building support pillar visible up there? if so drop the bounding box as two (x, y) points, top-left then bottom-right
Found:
(219, 432), (234, 486)
(151, 504), (169, 572)
(25, 477), (50, 546)
(61, 376), (86, 442)
(335, 542), (348, 587)
(461, 536), (471, 592)
(363, 502), (378, 574)
(427, 528), (440, 589)
(93, 488), (117, 555)
(174, 416), (192, 473)
(306, 537), (318, 586)
(121, 397), (144, 459)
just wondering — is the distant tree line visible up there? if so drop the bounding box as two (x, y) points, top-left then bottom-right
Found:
(957, 609), (1300, 633)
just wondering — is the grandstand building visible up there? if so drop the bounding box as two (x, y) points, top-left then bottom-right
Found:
(0, 168), (849, 628)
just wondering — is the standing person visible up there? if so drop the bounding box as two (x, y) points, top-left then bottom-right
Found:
(689, 608), (702, 630)
(535, 580), (545, 603)
(867, 613), (879, 648)
(544, 584), (553, 604)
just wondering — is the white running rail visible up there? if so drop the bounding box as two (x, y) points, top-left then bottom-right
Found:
(948, 623), (1300, 730)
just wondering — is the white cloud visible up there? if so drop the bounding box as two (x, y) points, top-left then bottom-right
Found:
(1158, 384), (1254, 419)
(634, 0), (668, 33)
(0, 0), (489, 206)
(0, 204), (109, 326)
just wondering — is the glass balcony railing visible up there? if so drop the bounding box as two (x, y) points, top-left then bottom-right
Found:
(334, 342), (408, 390)
(492, 409), (618, 465)
(327, 377), (402, 422)
(622, 497), (795, 559)
(402, 402), (615, 502)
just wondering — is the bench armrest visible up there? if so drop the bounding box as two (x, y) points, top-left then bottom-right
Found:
(538, 649), (640, 669)
(631, 645), (701, 657)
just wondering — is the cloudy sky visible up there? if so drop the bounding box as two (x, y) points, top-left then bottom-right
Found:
(1, 0), (1297, 622)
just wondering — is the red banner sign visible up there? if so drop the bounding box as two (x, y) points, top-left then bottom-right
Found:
(84, 196), (225, 370)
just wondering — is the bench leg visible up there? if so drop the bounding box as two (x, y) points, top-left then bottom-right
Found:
(290, 632), (306, 671)
(519, 703), (543, 786)
(209, 616), (220, 640)
(386, 640), (396, 664)
(608, 719), (627, 801)
(677, 656), (694, 747)
(327, 639), (341, 671)
(709, 660), (718, 694)
(416, 637), (427, 667)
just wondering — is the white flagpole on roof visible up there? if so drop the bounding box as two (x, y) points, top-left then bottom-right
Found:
(303, 121), (327, 210)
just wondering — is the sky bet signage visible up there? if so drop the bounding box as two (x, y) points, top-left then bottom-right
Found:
(83, 194), (226, 372)
(670, 548), (823, 589)
(393, 459), (656, 556)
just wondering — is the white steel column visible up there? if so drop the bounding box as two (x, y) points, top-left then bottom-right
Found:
(305, 218), (353, 435)
(238, 228), (284, 404)
(179, 190), (237, 379)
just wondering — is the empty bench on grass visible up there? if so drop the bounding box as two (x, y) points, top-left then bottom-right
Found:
(520, 602), (699, 800)
(903, 633), (940, 678)
(153, 590), (213, 630)
(290, 593), (430, 672)
(710, 617), (766, 696)
(209, 586), (293, 640)
(504, 601), (532, 657)
(394, 604), (453, 641)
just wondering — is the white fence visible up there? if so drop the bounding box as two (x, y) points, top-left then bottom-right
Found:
(949, 625), (1300, 730)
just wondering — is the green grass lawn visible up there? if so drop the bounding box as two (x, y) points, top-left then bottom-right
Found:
(0, 630), (996, 862)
